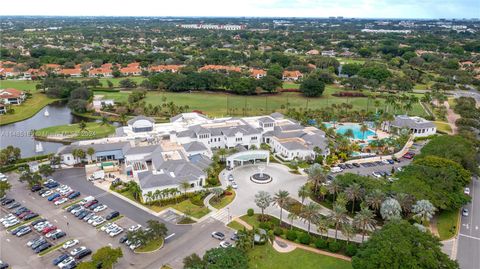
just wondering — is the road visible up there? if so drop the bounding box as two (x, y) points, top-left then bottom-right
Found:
(457, 176), (480, 269)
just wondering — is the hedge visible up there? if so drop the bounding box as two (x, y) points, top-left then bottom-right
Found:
(328, 241), (343, 253)
(286, 230), (297, 241)
(345, 244), (358, 257)
(314, 238), (328, 249)
(298, 233), (311, 245)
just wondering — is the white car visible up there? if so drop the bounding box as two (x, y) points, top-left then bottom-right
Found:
(2, 215), (17, 224)
(100, 223), (114, 232)
(93, 204), (107, 212)
(228, 174), (234, 181)
(0, 214), (14, 222)
(4, 219), (20, 228)
(62, 239), (79, 249)
(87, 216), (101, 225)
(34, 222), (50, 231)
(91, 217), (105, 227)
(46, 229), (62, 238)
(70, 246), (87, 256)
(372, 171), (383, 178)
(109, 227), (124, 237)
(41, 190), (53, 197)
(58, 256), (75, 269)
(464, 188), (471, 195)
(382, 159), (390, 164)
(219, 241), (232, 248)
(71, 206), (84, 214)
(129, 242), (141, 250)
(105, 224), (119, 233)
(230, 182), (238, 189)
(54, 198), (69, 205)
(128, 224), (142, 232)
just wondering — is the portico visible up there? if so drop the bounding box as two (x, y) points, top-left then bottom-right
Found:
(226, 150), (270, 169)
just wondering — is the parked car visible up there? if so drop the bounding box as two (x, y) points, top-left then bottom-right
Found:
(106, 211), (120, 220)
(22, 213), (39, 221)
(109, 227), (124, 237)
(67, 191), (81, 199)
(1, 198), (14, 205)
(16, 226), (32, 237)
(372, 171), (383, 178)
(211, 231), (225, 240)
(464, 187), (471, 195)
(57, 256), (75, 269)
(62, 239), (80, 249)
(119, 235), (128, 244)
(52, 254), (69, 266)
(0, 261), (8, 269)
(230, 182), (238, 189)
(352, 163), (360, 168)
(54, 198), (69, 206)
(11, 225), (28, 236)
(91, 217), (105, 227)
(219, 241), (232, 248)
(128, 224), (142, 232)
(27, 236), (44, 247)
(66, 204), (81, 212)
(228, 174), (234, 181)
(6, 202), (21, 209)
(84, 200), (98, 208)
(70, 246), (87, 256)
(93, 204), (107, 212)
(48, 193), (61, 201)
(31, 238), (47, 250)
(51, 231), (66, 240)
(31, 218), (46, 226)
(31, 185), (42, 192)
(34, 242), (52, 253)
(462, 208), (469, 217)
(3, 219), (20, 228)
(42, 225), (57, 235)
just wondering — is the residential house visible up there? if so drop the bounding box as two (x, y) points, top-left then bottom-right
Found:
(282, 70), (303, 81)
(0, 88), (26, 105)
(250, 68), (267, 79)
(199, 65), (241, 73)
(58, 68), (82, 77)
(383, 115), (436, 137)
(149, 65), (183, 73)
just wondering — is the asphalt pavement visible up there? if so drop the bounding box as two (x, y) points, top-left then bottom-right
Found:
(457, 176), (480, 269)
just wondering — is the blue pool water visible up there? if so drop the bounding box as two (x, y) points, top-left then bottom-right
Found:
(325, 123), (376, 140)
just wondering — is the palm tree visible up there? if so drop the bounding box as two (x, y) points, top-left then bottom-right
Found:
(78, 121), (87, 131)
(86, 147), (95, 164)
(254, 191), (272, 221)
(297, 185), (310, 207)
(316, 216), (330, 239)
(145, 191), (154, 205)
(119, 114), (128, 126)
(327, 179), (342, 201)
(412, 199), (436, 225)
(287, 212), (299, 230)
(345, 183), (364, 214)
(306, 163), (328, 194)
(341, 223), (355, 245)
(180, 181), (191, 198)
(394, 193), (414, 217)
(360, 123), (369, 140)
(128, 181), (142, 202)
(154, 189), (162, 204)
(300, 202), (320, 234)
(344, 128), (354, 139)
(273, 190), (290, 225)
(328, 203), (348, 241)
(380, 198), (402, 221)
(100, 116), (109, 126)
(353, 207), (376, 242)
(365, 189), (385, 213)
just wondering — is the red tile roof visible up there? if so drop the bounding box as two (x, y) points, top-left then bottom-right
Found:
(282, 70), (303, 78)
(199, 65), (241, 72)
(149, 65), (183, 72)
(58, 68), (82, 75)
(0, 88), (25, 99)
(250, 68), (267, 77)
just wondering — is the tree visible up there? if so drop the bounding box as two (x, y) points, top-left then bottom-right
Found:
(273, 190), (290, 225)
(200, 247), (249, 269)
(360, 124), (369, 140)
(328, 203), (348, 241)
(365, 189), (385, 213)
(100, 116), (109, 126)
(412, 200), (436, 225)
(127, 181), (142, 202)
(180, 181), (191, 197)
(0, 181), (11, 198)
(327, 179), (342, 201)
(298, 184), (311, 207)
(345, 183), (364, 214)
(316, 216), (330, 239)
(380, 198), (402, 221)
(146, 219), (168, 239)
(38, 164), (54, 177)
(0, 146), (21, 165)
(254, 191), (272, 220)
(306, 163), (328, 194)
(19, 172), (42, 187)
(287, 212), (299, 230)
(353, 207), (376, 242)
(88, 246), (123, 269)
(257, 75), (281, 93)
(300, 77), (325, 97)
(78, 121), (87, 131)
(300, 202), (321, 234)
(352, 220), (459, 269)
(86, 147), (95, 163)
(183, 253), (205, 269)
(341, 223), (355, 245)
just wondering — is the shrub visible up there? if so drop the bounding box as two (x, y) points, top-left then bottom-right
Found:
(274, 227), (284, 236)
(189, 194), (204, 206)
(286, 230), (297, 241)
(298, 233), (311, 245)
(259, 222), (271, 230)
(247, 208), (254, 216)
(314, 238), (328, 249)
(345, 244), (358, 257)
(328, 241), (342, 253)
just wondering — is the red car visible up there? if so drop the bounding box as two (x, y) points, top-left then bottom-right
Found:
(42, 225), (57, 235)
(403, 152), (415, 159)
(18, 211), (32, 219)
(52, 196), (62, 203)
(64, 191), (75, 197)
(84, 200), (98, 208)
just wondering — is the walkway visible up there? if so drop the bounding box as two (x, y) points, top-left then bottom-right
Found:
(443, 100), (460, 134)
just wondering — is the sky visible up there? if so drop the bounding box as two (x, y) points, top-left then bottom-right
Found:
(1, 0), (479, 19)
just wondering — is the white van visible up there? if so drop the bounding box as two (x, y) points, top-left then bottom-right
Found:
(331, 166), (343, 173)
(79, 196), (95, 205)
(0, 173), (7, 182)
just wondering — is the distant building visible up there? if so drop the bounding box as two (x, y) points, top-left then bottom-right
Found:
(282, 70), (303, 81)
(199, 65), (241, 73)
(321, 50), (336, 57)
(250, 69), (267, 79)
(306, 49), (319, 55)
(179, 24), (245, 30)
(58, 68), (82, 77)
(0, 88), (26, 105)
(383, 115), (436, 137)
(149, 65), (183, 73)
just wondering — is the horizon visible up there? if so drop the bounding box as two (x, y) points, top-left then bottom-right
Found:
(1, 0), (479, 19)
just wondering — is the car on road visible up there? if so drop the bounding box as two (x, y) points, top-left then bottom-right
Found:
(228, 174), (234, 181)
(231, 182), (238, 189)
(106, 211), (120, 220)
(58, 256), (75, 269)
(462, 208), (469, 217)
(330, 166), (343, 173)
(219, 241), (232, 248)
(464, 187), (470, 195)
(63, 239), (80, 249)
(211, 231), (225, 240)
(403, 152), (415, 159)
(52, 254), (69, 266)
(0, 261), (8, 269)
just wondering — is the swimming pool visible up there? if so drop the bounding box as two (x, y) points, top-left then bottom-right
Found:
(325, 123), (376, 140)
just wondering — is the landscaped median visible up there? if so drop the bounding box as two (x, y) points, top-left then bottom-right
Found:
(34, 122), (116, 142)
(6, 216), (41, 232)
(135, 238), (164, 253)
(210, 190), (236, 210)
(38, 239), (69, 257)
(436, 208), (460, 240)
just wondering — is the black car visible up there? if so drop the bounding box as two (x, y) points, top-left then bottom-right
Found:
(0, 261), (9, 269)
(11, 225), (28, 236)
(106, 211), (120, 220)
(31, 185), (42, 192)
(1, 198), (14, 205)
(52, 254), (69, 266)
(31, 218), (47, 226)
(345, 163), (354, 169)
(51, 231), (66, 240)
(88, 203), (100, 210)
(67, 204), (81, 212)
(22, 213), (39, 221)
(338, 164), (346, 169)
(31, 238), (47, 250)
(119, 235), (128, 244)
(34, 242), (52, 253)
(77, 210), (90, 219)
(352, 163), (360, 168)
(14, 207), (29, 216)
(74, 209), (86, 217)
(38, 189), (49, 196)
(75, 248), (92, 259)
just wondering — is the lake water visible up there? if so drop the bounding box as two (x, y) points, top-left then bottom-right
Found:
(0, 102), (85, 158)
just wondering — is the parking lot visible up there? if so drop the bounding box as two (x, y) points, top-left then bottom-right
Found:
(1, 169), (236, 269)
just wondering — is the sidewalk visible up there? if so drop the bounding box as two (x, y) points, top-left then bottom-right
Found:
(275, 236), (352, 261)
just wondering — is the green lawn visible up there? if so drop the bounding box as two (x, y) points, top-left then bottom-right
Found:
(248, 244), (352, 269)
(136, 238), (164, 253)
(227, 220), (246, 231)
(100, 87), (428, 118)
(282, 82), (300, 89)
(240, 214), (280, 228)
(171, 199), (210, 219)
(433, 121), (452, 133)
(0, 80), (40, 91)
(336, 57), (366, 65)
(35, 122), (116, 140)
(0, 93), (58, 126)
(210, 191), (236, 210)
(437, 209), (460, 240)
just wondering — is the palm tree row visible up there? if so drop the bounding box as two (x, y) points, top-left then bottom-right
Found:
(143, 187), (181, 205)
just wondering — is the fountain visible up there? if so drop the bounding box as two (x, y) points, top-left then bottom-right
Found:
(250, 164), (272, 184)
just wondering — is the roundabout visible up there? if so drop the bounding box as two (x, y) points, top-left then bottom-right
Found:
(250, 164), (273, 184)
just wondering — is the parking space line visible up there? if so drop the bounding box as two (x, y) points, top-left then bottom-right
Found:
(459, 233), (480, 241)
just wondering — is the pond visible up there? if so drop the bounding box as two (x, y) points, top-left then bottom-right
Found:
(0, 101), (88, 158)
